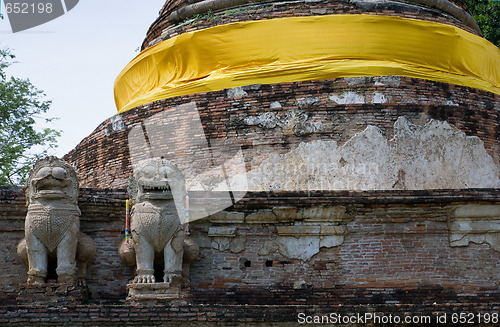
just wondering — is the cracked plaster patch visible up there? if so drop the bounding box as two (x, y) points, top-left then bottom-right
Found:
(226, 87), (248, 98)
(243, 109), (324, 136)
(329, 91), (365, 104)
(257, 233), (345, 261)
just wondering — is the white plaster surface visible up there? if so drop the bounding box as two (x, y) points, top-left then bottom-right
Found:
(228, 117), (500, 191)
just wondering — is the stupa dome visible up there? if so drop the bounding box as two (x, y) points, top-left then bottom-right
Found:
(65, 0), (499, 194)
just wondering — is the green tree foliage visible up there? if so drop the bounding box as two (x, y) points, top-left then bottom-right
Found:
(0, 48), (60, 185)
(464, 0), (500, 48)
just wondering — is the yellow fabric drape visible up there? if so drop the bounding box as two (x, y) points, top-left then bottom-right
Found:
(114, 14), (500, 113)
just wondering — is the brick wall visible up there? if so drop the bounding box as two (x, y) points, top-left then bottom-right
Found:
(2, 303), (500, 326)
(2, 187), (499, 312)
(188, 189), (500, 306)
(64, 77), (500, 189)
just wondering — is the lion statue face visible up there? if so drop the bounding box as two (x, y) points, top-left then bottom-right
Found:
(27, 156), (79, 205)
(129, 158), (185, 203)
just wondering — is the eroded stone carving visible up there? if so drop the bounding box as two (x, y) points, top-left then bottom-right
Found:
(254, 224), (347, 261)
(449, 205), (500, 251)
(119, 158), (198, 285)
(206, 207), (348, 261)
(17, 156), (95, 285)
(275, 224), (347, 260)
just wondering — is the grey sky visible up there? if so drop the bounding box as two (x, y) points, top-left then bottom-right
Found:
(0, 0), (166, 157)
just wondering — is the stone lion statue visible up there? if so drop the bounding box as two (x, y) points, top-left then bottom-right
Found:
(119, 157), (198, 284)
(17, 156), (95, 285)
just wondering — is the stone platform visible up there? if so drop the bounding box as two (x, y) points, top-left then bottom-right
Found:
(126, 282), (184, 305)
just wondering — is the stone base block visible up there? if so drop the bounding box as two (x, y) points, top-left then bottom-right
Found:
(17, 282), (89, 305)
(126, 282), (185, 305)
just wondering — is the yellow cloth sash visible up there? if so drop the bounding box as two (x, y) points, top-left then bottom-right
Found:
(114, 14), (500, 113)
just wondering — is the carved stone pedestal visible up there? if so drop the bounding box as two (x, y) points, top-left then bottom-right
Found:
(17, 282), (90, 305)
(126, 283), (186, 305)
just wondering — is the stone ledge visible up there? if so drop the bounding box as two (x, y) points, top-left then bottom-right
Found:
(126, 283), (182, 305)
(276, 225), (346, 236)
